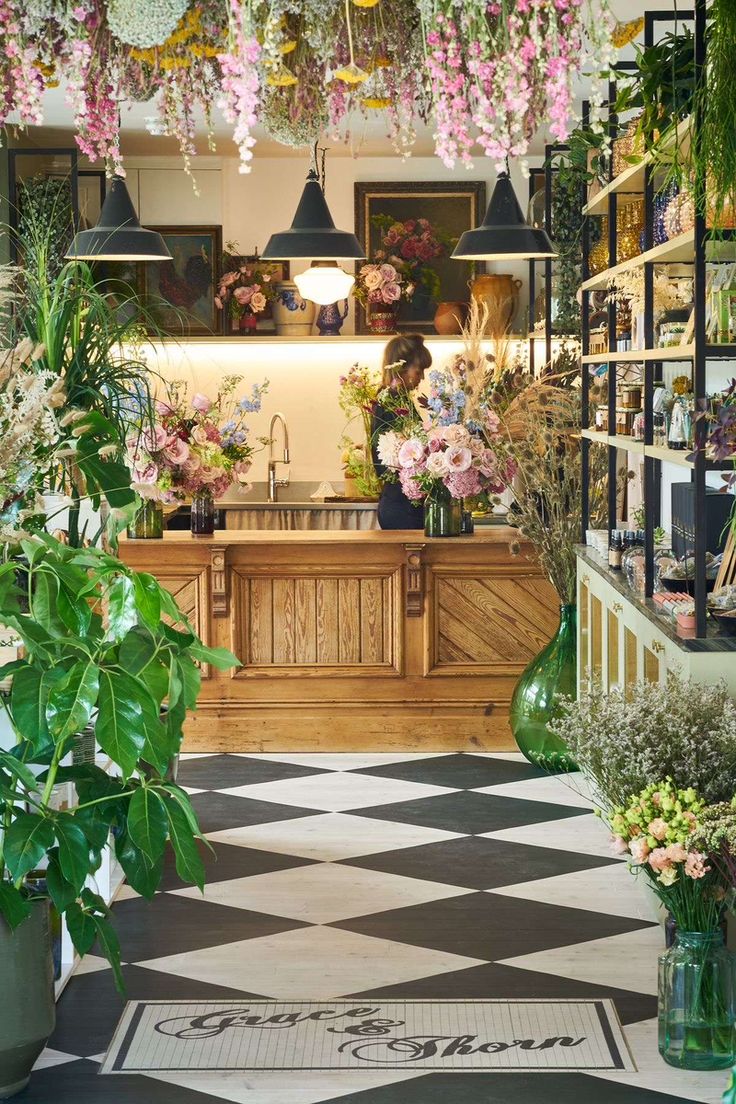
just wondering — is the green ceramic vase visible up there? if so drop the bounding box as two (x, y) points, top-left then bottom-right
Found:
(0, 902), (55, 1098)
(509, 603), (578, 773)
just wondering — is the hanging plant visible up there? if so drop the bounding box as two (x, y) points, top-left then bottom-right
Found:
(694, 0), (736, 229)
(422, 0), (617, 171)
(107, 0), (190, 48)
(217, 0), (262, 172)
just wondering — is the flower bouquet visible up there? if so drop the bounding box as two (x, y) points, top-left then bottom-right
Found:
(608, 779), (736, 1070)
(127, 376), (268, 533)
(338, 363), (382, 499)
(353, 263), (412, 334)
(216, 253), (277, 334)
(376, 367), (511, 536)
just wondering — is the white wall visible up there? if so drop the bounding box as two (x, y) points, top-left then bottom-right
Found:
(143, 336), (534, 488)
(122, 153), (538, 335)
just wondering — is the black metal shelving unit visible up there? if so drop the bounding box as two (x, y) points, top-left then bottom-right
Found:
(579, 1), (736, 640)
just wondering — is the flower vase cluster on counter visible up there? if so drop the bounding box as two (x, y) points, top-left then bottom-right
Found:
(375, 360), (512, 537)
(126, 376), (268, 536)
(552, 674), (736, 1071)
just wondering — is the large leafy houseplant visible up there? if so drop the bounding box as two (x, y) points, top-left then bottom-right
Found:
(0, 532), (238, 987)
(10, 214), (159, 545)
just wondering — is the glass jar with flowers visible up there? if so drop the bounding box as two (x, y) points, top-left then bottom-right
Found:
(216, 253), (277, 335)
(126, 376), (269, 535)
(605, 782), (736, 1071)
(375, 364), (510, 537)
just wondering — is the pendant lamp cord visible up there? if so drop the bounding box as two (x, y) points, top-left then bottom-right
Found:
(312, 140), (328, 193)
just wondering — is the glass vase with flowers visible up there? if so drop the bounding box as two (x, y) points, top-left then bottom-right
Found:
(607, 780), (736, 1070)
(126, 376), (269, 535)
(338, 364), (382, 499)
(375, 363), (511, 536)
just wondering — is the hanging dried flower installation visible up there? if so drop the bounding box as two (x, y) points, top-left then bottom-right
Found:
(0, 0), (615, 178)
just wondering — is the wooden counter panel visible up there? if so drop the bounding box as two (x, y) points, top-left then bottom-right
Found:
(231, 567), (402, 674)
(429, 568), (559, 675)
(119, 529), (556, 751)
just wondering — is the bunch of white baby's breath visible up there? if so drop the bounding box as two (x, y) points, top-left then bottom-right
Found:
(552, 673), (736, 810)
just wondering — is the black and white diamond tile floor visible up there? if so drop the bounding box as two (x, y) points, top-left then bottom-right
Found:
(31, 752), (730, 1104)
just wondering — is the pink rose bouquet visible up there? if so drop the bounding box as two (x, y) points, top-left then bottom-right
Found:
(127, 375), (268, 504)
(353, 262), (412, 309)
(375, 374), (508, 506)
(371, 215), (454, 302)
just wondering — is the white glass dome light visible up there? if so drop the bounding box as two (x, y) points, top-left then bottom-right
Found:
(294, 261), (356, 305)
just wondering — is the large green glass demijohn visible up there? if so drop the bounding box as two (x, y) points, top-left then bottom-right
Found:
(509, 604), (578, 773)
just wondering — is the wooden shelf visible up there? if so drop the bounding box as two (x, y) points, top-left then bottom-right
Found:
(583, 160), (650, 217)
(583, 118), (692, 217)
(645, 444), (694, 467)
(581, 429), (645, 454)
(581, 345), (695, 364)
(582, 231), (696, 293)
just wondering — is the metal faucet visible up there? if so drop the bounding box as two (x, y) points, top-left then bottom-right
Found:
(267, 412), (290, 503)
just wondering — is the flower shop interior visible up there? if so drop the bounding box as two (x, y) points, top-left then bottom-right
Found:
(5, 0), (736, 1102)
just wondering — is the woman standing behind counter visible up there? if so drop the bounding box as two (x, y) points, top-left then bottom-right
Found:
(371, 333), (432, 530)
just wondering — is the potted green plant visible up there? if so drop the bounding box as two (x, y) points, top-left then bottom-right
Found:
(0, 532), (238, 1098)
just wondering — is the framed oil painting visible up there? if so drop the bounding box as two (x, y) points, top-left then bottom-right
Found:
(143, 225), (222, 336)
(354, 181), (486, 334)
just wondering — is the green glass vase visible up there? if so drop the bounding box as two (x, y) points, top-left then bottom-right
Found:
(127, 499), (163, 539)
(509, 603), (578, 773)
(424, 497), (462, 537)
(659, 929), (736, 1071)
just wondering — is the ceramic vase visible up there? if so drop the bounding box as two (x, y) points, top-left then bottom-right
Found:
(471, 274), (522, 336)
(0, 903), (55, 1099)
(509, 604), (578, 772)
(367, 303), (398, 335)
(433, 302), (467, 335)
(316, 300), (349, 336)
(273, 282), (316, 336)
(239, 312), (257, 334)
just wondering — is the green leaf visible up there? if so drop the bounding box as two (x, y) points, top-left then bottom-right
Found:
(176, 656), (201, 712)
(95, 669), (147, 778)
(31, 568), (67, 637)
(165, 799), (205, 891)
(0, 750), (40, 795)
(46, 660), (99, 741)
(0, 882), (32, 930)
(128, 787), (167, 864)
(73, 807), (112, 860)
(56, 582), (92, 636)
(90, 913), (124, 993)
(133, 573), (162, 630)
(187, 642), (240, 671)
(55, 813), (91, 892)
(4, 813), (55, 880)
(106, 575), (137, 641)
(0, 613), (54, 657)
(78, 452), (135, 511)
(10, 666), (48, 746)
(65, 901), (96, 955)
(115, 829), (163, 899)
(46, 855), (78, 911)
(161, 782), (205, 840)
(118, 625), (158, 675)
(159, 589), (187, 627)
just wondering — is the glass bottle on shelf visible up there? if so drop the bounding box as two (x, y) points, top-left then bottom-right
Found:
(608, 531), (623, 570)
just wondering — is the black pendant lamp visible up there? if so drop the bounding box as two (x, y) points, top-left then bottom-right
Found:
(453, 171), (556, 260)
(66, 175), (171, 262)
(260, 167), (364, 262)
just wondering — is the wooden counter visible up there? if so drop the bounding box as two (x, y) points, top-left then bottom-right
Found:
(119, 528), (559, 752)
